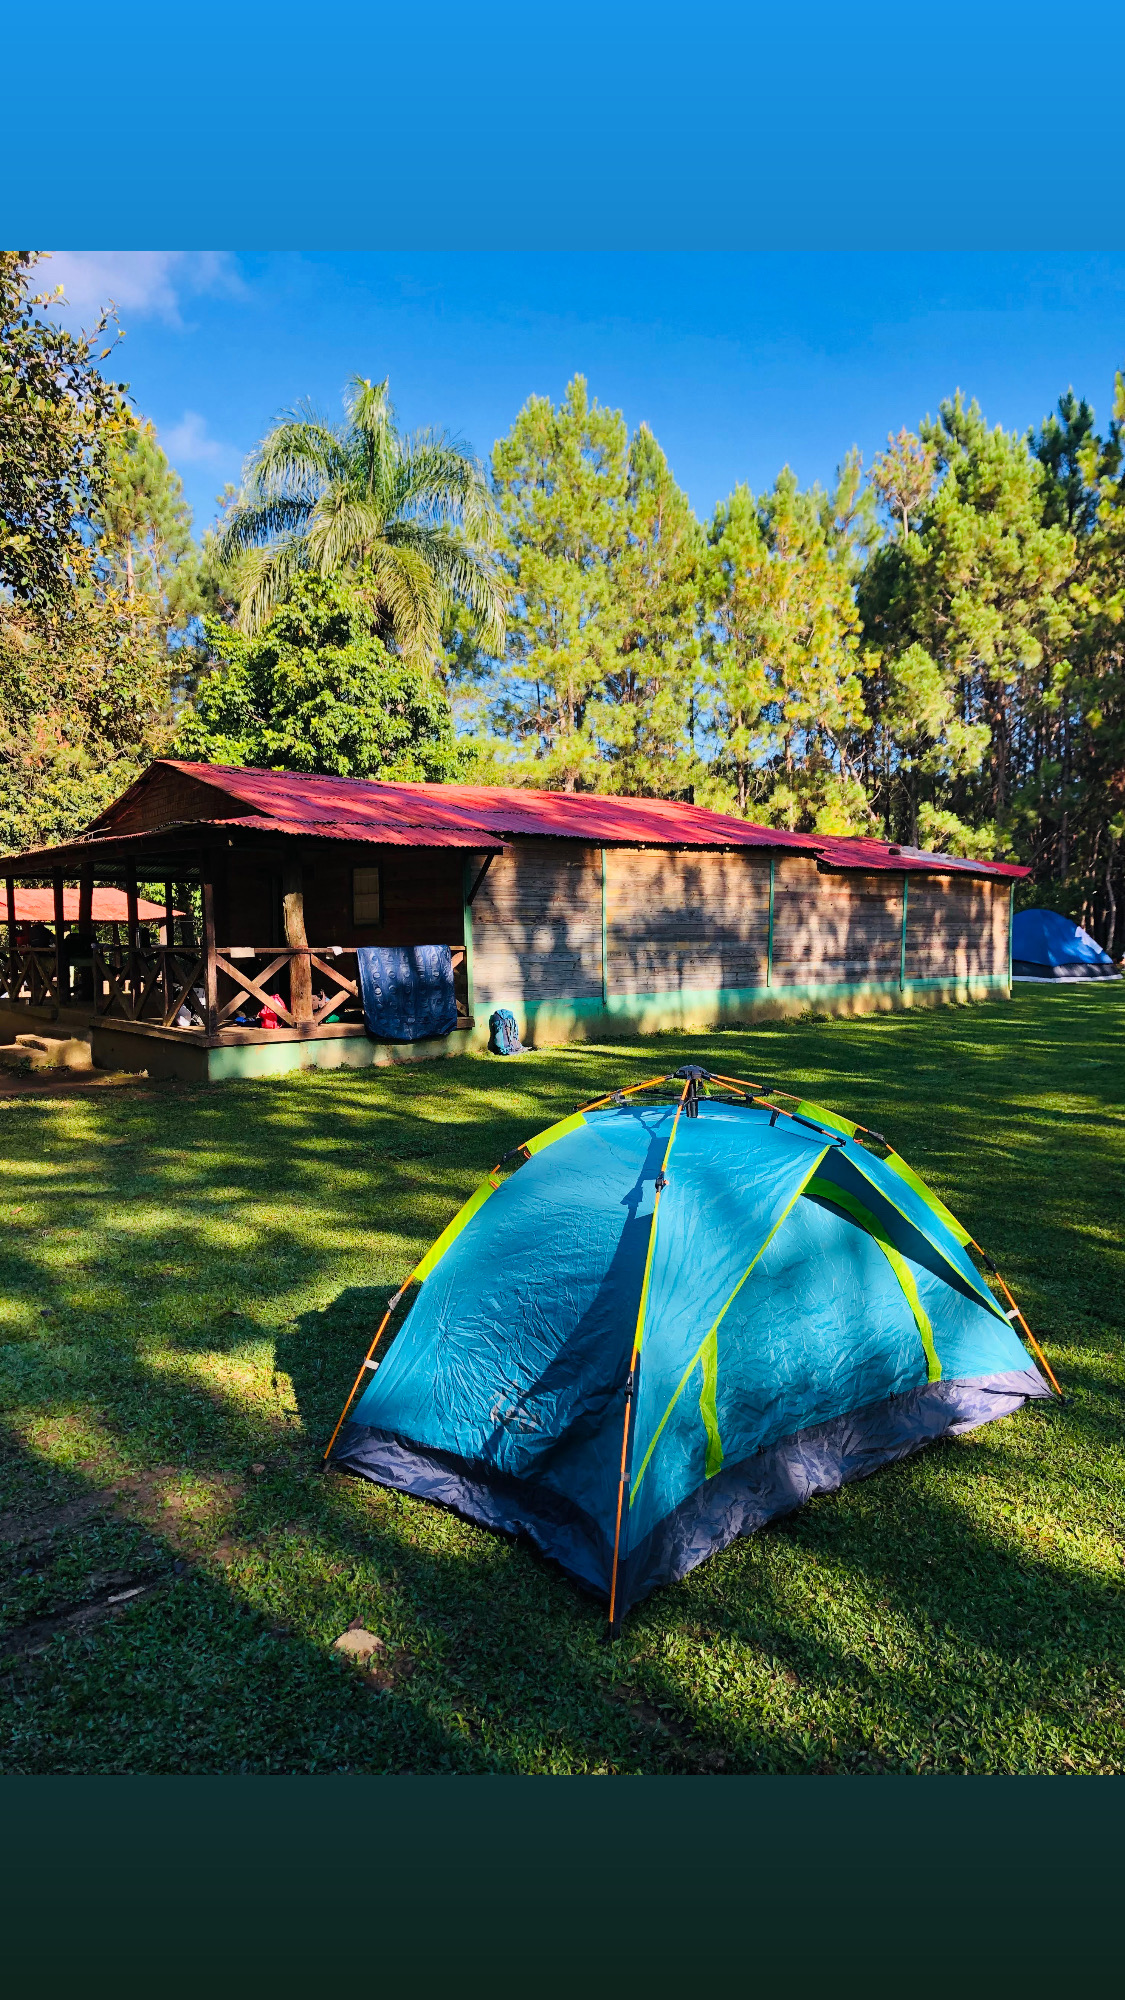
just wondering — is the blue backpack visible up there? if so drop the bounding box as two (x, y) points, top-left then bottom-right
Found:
(488, 1008), (524, 1056)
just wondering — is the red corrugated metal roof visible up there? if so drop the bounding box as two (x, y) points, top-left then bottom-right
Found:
(158, 762), (824, 852)
(815, 836), (1028, 881)
(76, 760), (1029, 882)
(9, 888), (182, 922)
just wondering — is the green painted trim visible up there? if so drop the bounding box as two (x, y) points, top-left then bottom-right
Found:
(806, 1173), (941, 1382)
(630, 1144), (830, 1504)
(204, 1029), (477, 1081)
(463, 857), (475, 1019)
(900, 873), (909, 991)
(766, 856), (775, 987)
(600, 847), (608, 1006)
(512, 972), (1011, 1043)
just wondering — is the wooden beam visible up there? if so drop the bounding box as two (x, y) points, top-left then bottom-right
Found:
(5, 875), (16, 1000)
(53, 869), (65, 1010)
(281, 856), (313, 1024)
(201, 854), (219, 1036)
(78, 862), (94, 933)
(126, 869), (140, 1019)
(164, 879), (174, 950)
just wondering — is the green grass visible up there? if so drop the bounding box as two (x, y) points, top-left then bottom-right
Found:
(1, 987), (1123, 1774)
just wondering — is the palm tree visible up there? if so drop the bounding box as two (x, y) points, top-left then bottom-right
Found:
(217, 375), (505, 656)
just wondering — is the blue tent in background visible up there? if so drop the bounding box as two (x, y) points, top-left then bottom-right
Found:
(1012, 907), (1118, 979)
(328, 1069), (1057, 1627)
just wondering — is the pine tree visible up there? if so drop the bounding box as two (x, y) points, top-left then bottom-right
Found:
(490, 377), (629, 790)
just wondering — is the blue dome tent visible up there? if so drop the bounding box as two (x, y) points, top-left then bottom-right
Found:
(327, 1068), (1059, 1629)
(1012, 907), (1118, 979)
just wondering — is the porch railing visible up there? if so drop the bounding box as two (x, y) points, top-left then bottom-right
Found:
(2, 941), (470, 1034)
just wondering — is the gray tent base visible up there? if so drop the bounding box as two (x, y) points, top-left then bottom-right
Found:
(332, 1366), (1050, 1619)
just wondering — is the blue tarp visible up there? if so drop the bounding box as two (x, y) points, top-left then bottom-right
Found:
(355, 946), (459, 1042)
(1012, 907), (1115, 977)
(332, 1097), (1052, 1617)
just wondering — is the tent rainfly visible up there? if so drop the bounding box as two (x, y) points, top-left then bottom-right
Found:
(327, 1066), (1059, 1628)
(1012, 907), (1119, 980)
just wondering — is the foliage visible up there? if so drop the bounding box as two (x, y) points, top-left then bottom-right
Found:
(0, 251), (127, 613)
(173, 572), (464, 780)
(488, 376), (631, 790)
(0, 597), (172, 852)
(215, 376), (505, 659)
(701, 467), (872, 832)
(1, 996), (1122, 1775)
(92, 415), (201, 650)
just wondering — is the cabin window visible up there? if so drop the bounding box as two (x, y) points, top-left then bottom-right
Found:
(352, 865), (382, 926)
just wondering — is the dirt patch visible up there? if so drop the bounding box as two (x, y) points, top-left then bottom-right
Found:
(0, 1569), (175, 1662)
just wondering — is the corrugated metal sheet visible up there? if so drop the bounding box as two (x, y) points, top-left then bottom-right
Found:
(8, 759), (1027, 882)
(814, 836), (1028, 881)
(160, 762), (824, 853)
(8, 888), (182, 922)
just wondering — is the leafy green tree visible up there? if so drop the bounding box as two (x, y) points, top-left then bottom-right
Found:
(216, 375), (504, 658)
(860, 394), (1076, 845)
(701, 468), (871, 831)
(93, 416), (201, 647)
(173, 572), (464, 780)
(489, 376), (628, 790)
(589, 424), (703, 796)
(0, 251), (127, 612)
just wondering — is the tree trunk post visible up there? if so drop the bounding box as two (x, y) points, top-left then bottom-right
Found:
(201, 856), (219, 1037)
(78, 863), (95, 1007)
(282, 855), (313, 1025)
(53, 869), (66, 1010)
(126, 871), (140, 1019)
(5, 875), (16, 1001)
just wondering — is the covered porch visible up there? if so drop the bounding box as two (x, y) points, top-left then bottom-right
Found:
(0, 821), (488, 1081)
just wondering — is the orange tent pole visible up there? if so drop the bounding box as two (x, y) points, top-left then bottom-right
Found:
(607, 1078), (691, 1634)
(968, 1240), (1063, 1398)
(322, 1283), (417, 1461)
(578, 1075), (671, 1113)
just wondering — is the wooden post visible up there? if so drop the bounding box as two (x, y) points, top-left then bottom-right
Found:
(53, 869), (65, 1010)
(126, 870), (140, 1019)
(1008, 882), (1015, 994)
(462, 855), (475, 1024)
(601, 848), (608, 1009)
(766, 857), (775, 988)
(163, 878), (175, 1019)
(282, 854), (313, 1024)
(899, 873), (909, 993)
(5, 875), (16, 1000)
(77, 863), (95, 1009)
(201, 856), (218, 1036)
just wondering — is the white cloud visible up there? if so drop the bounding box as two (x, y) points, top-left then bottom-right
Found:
(160, 410), (232, 467)
(40, 251), (245, 328)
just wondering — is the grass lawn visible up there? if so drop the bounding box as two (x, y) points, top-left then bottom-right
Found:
(1, 985), (1123, 1775)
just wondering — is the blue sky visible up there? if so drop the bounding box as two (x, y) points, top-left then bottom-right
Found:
(45, 252), (1125, 542)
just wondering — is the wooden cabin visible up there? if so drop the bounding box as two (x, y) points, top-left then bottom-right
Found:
(0, 760), (1027, 1082)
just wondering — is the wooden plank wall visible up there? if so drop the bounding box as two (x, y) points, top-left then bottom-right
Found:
(471, 841), (1007, 1007)
(905, 874), (1007, 982)
(218, 844), (466, 949)
(772, 856), (902, 986)
(605, 848), (770, 993)
(470, 839), (602, 1008)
